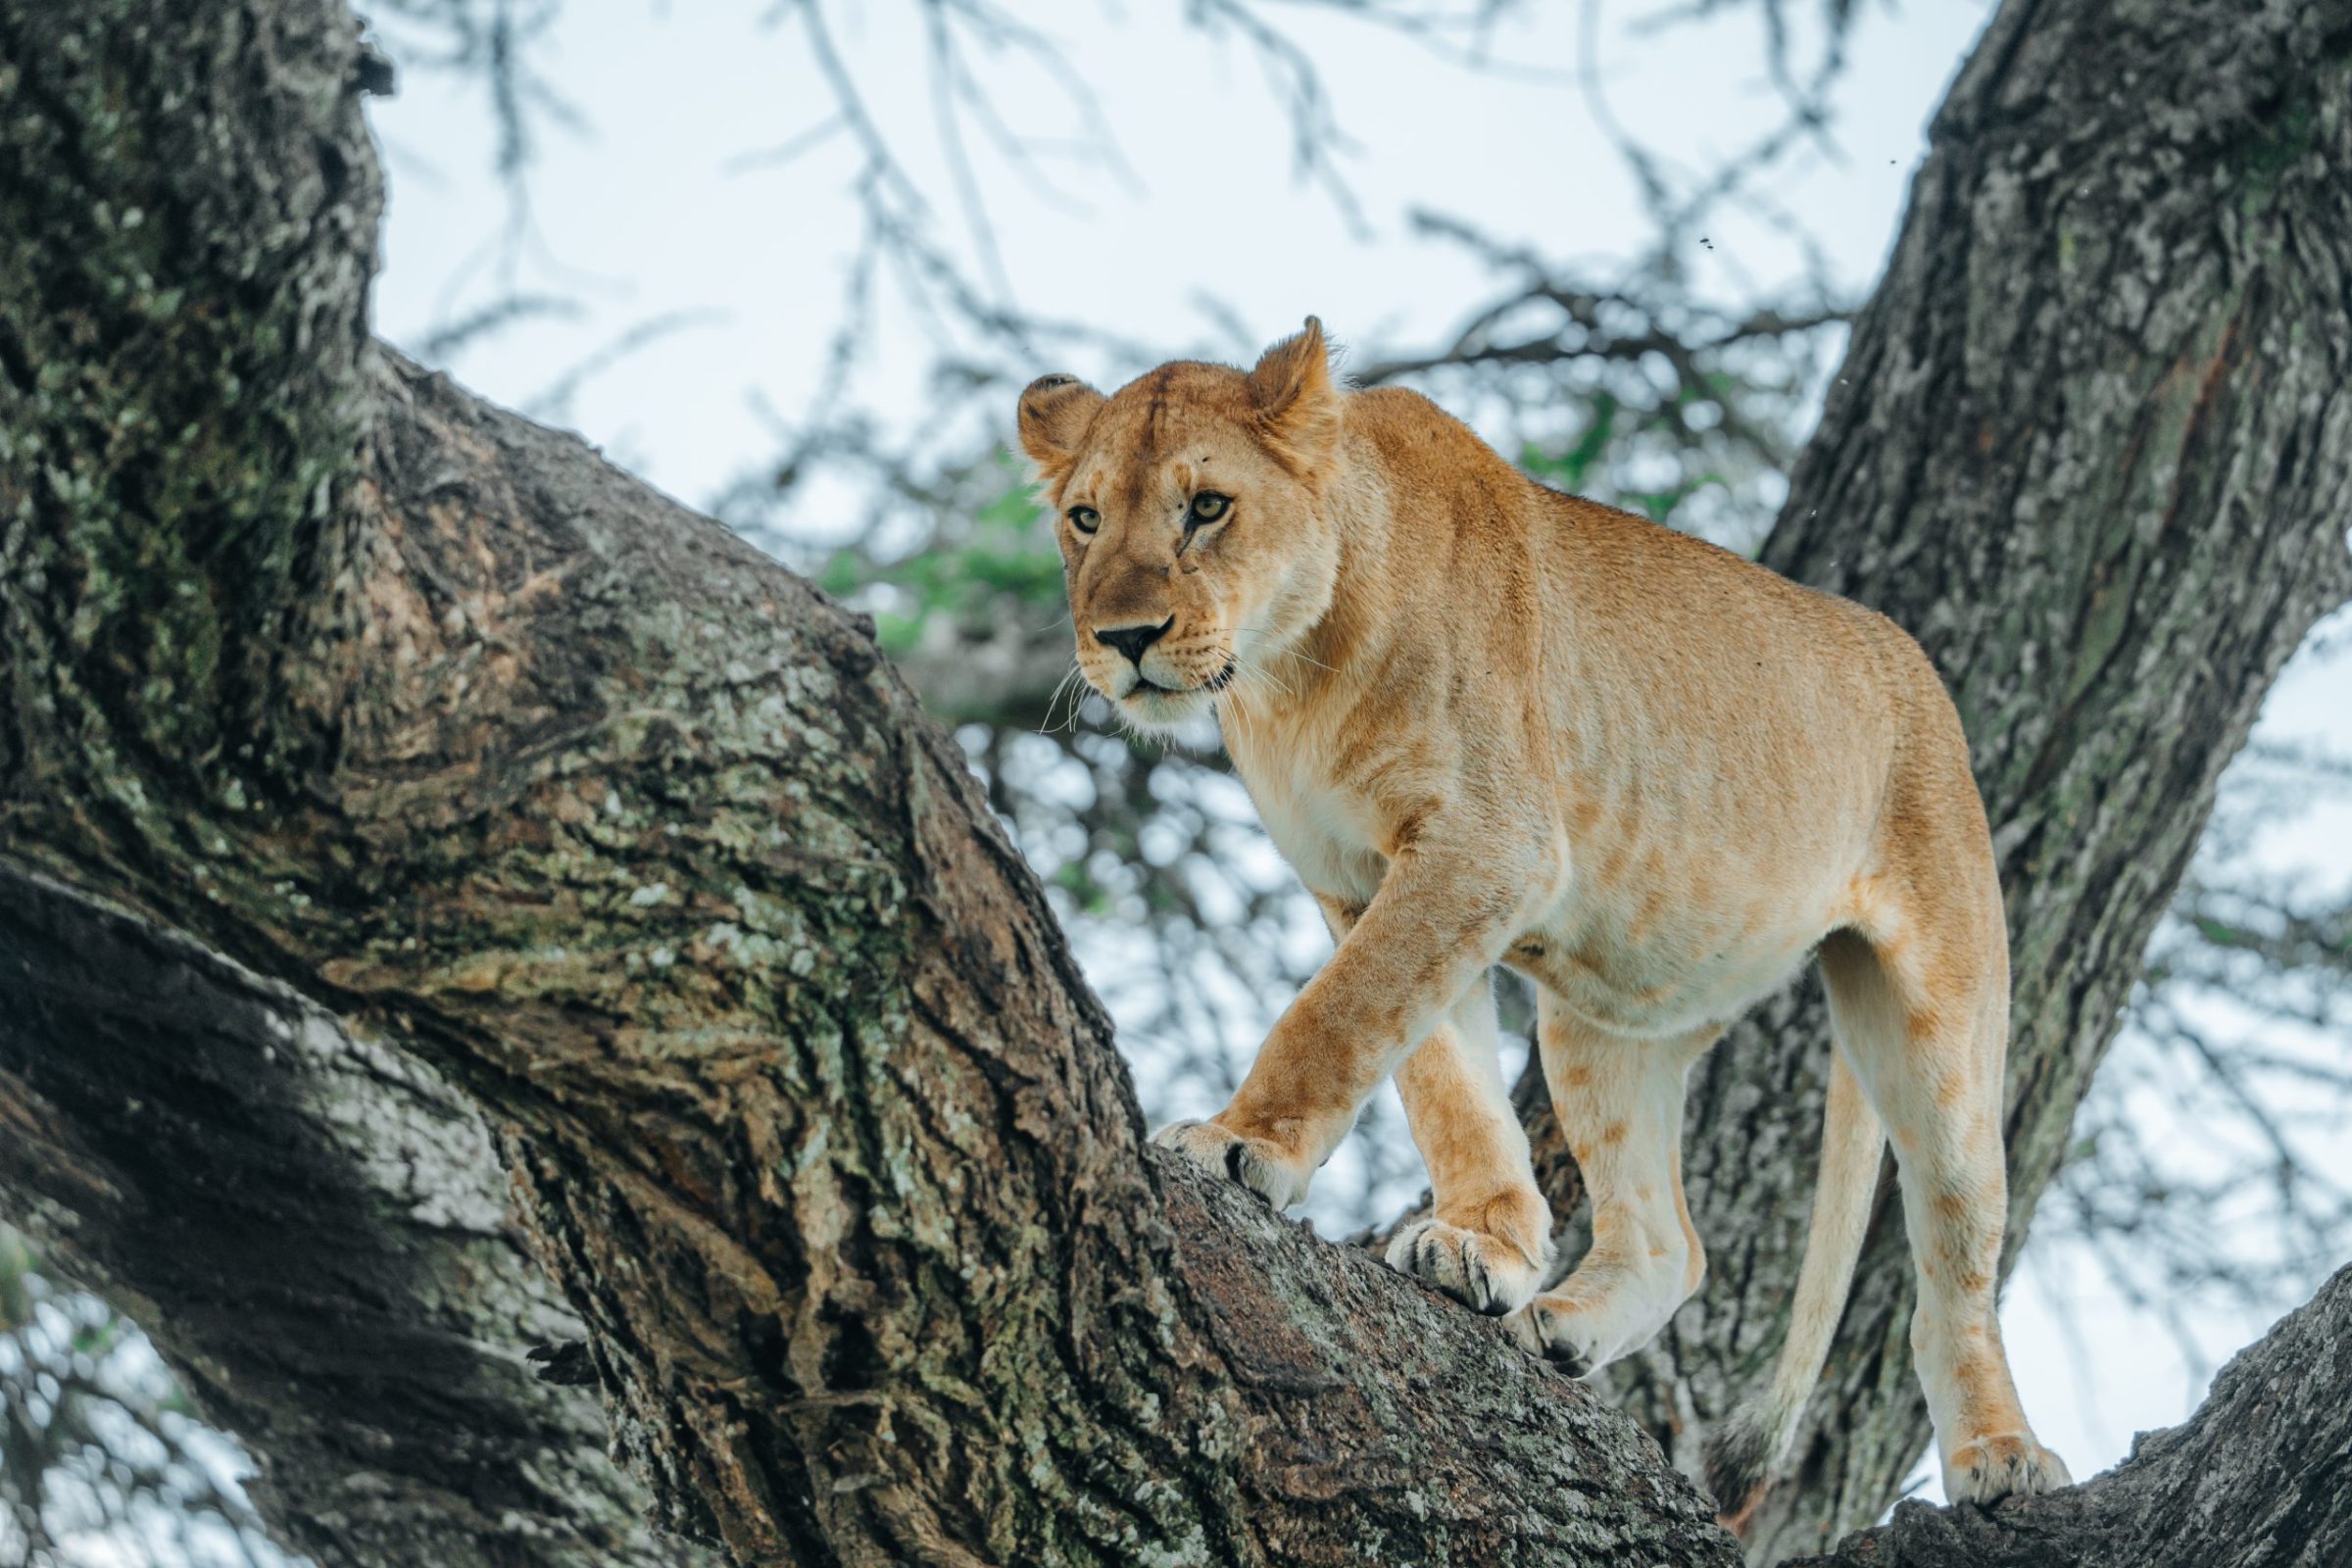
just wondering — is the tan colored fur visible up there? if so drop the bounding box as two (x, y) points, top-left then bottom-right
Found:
(1016, 319), (2069, 1516)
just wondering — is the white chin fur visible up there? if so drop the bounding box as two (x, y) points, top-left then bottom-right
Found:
(1116, 685), (1212, 733)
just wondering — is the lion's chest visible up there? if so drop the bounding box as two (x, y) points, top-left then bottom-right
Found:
(1224, 723), (1389, 908)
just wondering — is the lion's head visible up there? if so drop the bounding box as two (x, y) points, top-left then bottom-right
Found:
(1017, 318), (1344, 733)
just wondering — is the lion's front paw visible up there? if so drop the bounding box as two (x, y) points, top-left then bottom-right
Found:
(1384, 1217), (1546, 1317)
(1943, 1433), (2071, 1504)
(1151, 1118), (1312, 1209)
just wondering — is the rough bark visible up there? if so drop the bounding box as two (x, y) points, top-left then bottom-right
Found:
(0, 4), (2347, 1568)
(1795, 1261), (2352, 1568)
(0, 866), (708, 1568)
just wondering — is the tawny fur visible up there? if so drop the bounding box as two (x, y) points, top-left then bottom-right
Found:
(1016, 318), (2070, 1519)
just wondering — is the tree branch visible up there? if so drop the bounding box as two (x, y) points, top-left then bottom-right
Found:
(0, 865), (706, 1568)
(1796, 1262), (2352, 1567)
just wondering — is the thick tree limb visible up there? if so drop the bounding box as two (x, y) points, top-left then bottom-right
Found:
(1796, 1262), (2352, 1568)
(0, 865), (708, 1568)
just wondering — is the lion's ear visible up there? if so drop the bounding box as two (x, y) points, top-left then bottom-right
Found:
(1017, 373), (1105, 480)
(1248, 316), (1340, 471)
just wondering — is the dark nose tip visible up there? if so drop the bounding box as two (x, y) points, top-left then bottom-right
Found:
(1094, 617), (1173, 666)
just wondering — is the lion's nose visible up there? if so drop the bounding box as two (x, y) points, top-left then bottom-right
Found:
(1094, 617), (1174, 666)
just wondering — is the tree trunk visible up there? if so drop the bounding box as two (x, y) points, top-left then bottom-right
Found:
(0, 5), (2347, 1568)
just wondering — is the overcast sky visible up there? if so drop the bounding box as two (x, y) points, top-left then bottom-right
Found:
(356, 0), (2351, 1511)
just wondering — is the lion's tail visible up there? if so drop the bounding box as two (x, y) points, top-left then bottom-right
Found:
(1703, 1047), (1884, 1534)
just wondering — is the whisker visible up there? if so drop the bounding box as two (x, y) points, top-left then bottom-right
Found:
(1232, 617), (1336, 677)
(1041, 662), (1087, 735)
(1229, 662), (1290, 712)
(1038, 666), (1070, 734)
(1278, 645), (1336, 673)
(1245, 656), (1297, 702)
(1061, 672), (1095, 736)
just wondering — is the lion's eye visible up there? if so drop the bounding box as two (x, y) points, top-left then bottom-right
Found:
(1188, 492), (1231, 527)
(1066, 506), (1100, 535)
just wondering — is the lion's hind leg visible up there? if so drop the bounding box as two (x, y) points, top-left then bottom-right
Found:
(1508, 996), (1714, 1375)
(1817, 924), (2069, 1503)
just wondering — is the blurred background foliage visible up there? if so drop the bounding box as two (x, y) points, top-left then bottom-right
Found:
(1, 1228), (280, 1566)
(5, 1), (2347, 1562)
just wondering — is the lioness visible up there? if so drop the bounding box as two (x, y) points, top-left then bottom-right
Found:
(1016, 318), (2069, 1518)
